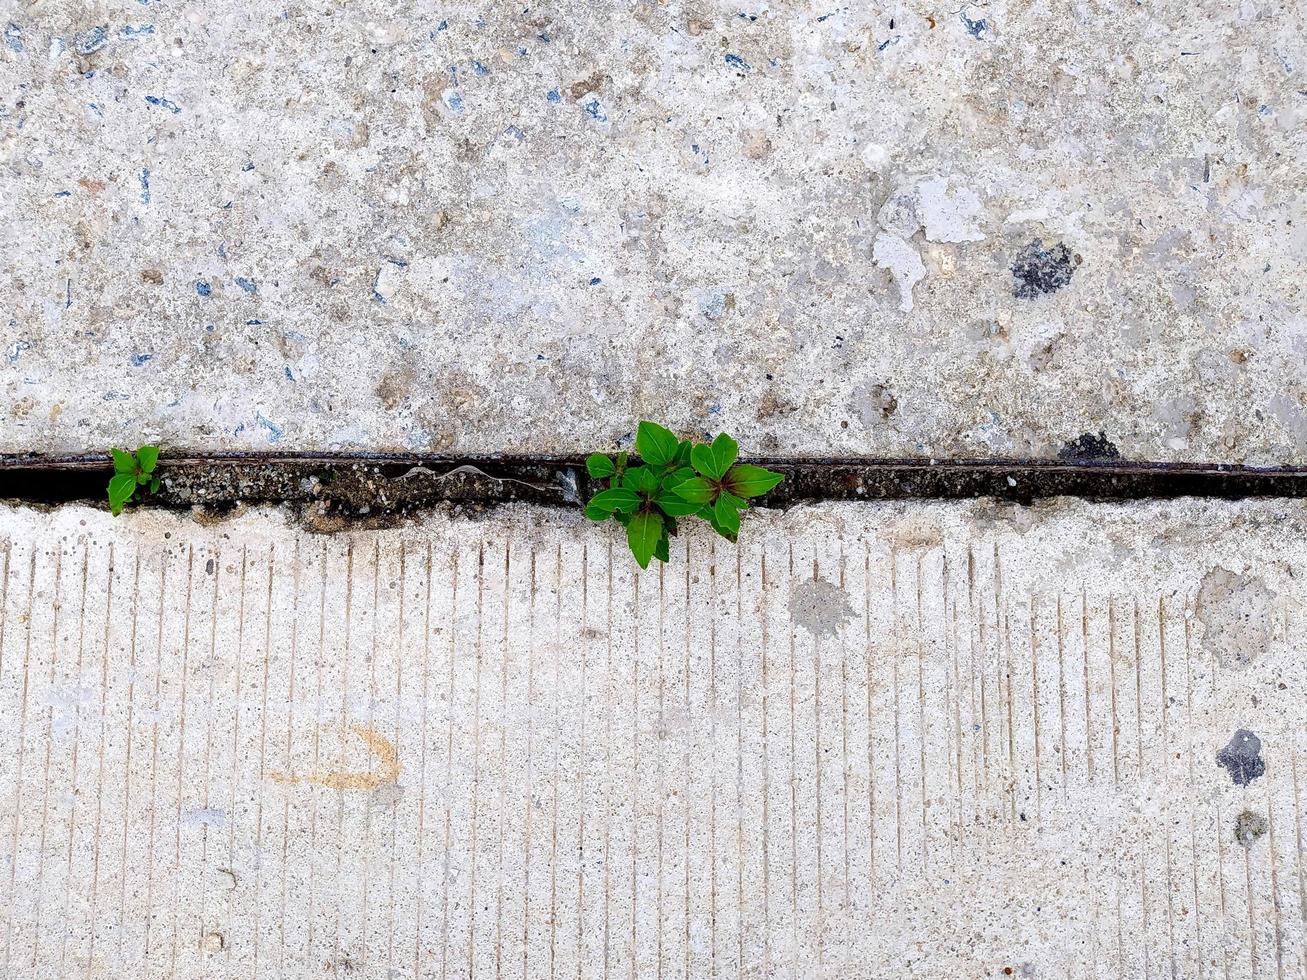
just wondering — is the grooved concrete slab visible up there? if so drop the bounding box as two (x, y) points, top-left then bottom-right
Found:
(2, 2), (1305, 460)
(1, 500), (1305, 977)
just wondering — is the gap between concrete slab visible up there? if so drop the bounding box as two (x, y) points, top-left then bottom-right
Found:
(2, 452), (1307, 526)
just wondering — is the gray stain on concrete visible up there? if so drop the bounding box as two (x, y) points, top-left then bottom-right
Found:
(788, 579), (856, 637)
(1217, 729), (1266, 786)
(1196, 567), (1274, 668)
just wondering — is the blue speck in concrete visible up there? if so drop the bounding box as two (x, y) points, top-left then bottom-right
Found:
(245, 318), (264, 325)
(138, 168), (151, 203)
(435, 19), (448, 31)
(54, 190), (71, 198)
(583, 97), (607, 122)
(960, 12), (987, 38)
(195, 280), (211, 297)
(74, 25), (108, 55)
(546, 89), (561, 103)
(472, 60), (488, 75)
(589, 277), (602, 285)
(119, 24), (154, 38)
(144, 95), (181, 113)
(205, 324), (215, 332)
(4, 23), (23, 53)
(538, 32), (550, 42)
(235, 277), (258, 294)
(130, 353), (154, 366)
(285, 366), (294, 381)
(505, 125), (525, 141)
(256, 413), (284, 443)
(241, 161), (254, 171)
(448, 64), (459, 86)
(443, 89), (464, 113)
(724, 53), (751, 71)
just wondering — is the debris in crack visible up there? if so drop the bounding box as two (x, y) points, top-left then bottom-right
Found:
(1057, 432), (1121, 461)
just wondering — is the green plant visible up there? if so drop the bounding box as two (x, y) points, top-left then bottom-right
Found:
(107, 445), (161, 515)
(584, 421), (784, 569)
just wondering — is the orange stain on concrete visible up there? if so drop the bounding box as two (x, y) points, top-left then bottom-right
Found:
(269, 723), (400, 791)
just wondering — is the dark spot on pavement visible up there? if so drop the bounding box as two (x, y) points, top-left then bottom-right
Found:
(1217, 729), (1265, 786)
(1057, 431), (1120, 460)
(1234, 809), (1268, 848)
(1011, 240), (1079, 298)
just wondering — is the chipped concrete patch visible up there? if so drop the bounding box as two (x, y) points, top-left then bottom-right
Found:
(872, 232), (926, 313)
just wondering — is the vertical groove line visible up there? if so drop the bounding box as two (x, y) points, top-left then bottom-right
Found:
(279, 539), (302, 972)
(58, 546), (87, 976)
(30, 543), (63, 969)
(413, 541), (434, 977)
(115, 553), (142, 962)
(3, 546), (38, 972)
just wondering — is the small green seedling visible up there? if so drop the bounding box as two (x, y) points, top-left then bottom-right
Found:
(585, 421), (784, 569)
(108, 445), (161, 515)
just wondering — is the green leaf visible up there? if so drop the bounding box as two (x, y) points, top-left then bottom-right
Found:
(136, 445), (160, 473)
(635, 421), (679, 468)
(111, 448), (135, 474)
(669, 475), (715, 504)
(654, 534), (670, 564)
(585, 502), (613, 521)
(586, 453), (615, 478)
(703, 508), (737, 543)
(626, 512), (663, 570)
(710, 433), (738, 475)
(588, 487), (640, 514)
(136, 472), (150, 486)
(690, 443), (719, 479)
(662, 466), (695, 489)
(108, 473), (136, 516)
(724, 463), (784, 498)
(655, 493), (701, 517)
(674, 439), (693, 466)
(713, 493), (742, 537)
(149, 476), (161, 494)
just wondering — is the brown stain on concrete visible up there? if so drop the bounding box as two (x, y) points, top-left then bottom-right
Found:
(270, 723), (400, 791)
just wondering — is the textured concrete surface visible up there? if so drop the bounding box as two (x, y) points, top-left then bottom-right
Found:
(2, 499), (1306, 977)
(2, 2), (1306, 460)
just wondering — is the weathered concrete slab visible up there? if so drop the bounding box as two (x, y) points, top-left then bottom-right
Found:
(2, 3), (1305, 460)
(0, 500), (1304, 977)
